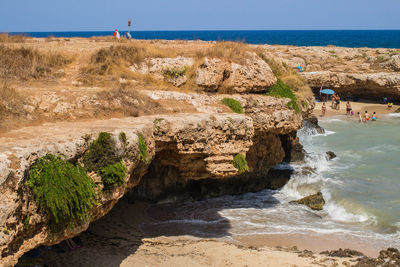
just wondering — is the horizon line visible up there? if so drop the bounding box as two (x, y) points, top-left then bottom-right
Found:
(4, 29), (400, 33)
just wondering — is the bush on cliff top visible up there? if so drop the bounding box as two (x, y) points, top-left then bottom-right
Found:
(267, 79), (300, 113)
(28, 154), (97, 229)
(221, 98), (244, 114)
(233, 153), (249, 174)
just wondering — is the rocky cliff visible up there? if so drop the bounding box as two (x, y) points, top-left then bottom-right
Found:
(263, 45), (400, 100)
(0, 92), (302, 266)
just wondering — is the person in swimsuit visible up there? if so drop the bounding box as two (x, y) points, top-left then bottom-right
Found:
(364, 111), (370, 123)
(346, 101), (352, 116)
(372, 112), (377, 121)
(357, 112), (362, 123)
(321, 102), (326, 117)
(331, 94), (336, 109)
(336, 95), (341, 110)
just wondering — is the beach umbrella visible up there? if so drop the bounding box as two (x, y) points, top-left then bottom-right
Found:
(320, 89), (335, 95)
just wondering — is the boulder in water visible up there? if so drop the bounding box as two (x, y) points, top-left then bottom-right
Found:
(300, 166), (316, 176)
(326, 151), (336, 160)
(303, 116), (325, 134)
(289, 192), (325, 210)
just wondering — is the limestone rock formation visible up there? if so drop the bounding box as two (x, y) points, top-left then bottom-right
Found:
(290, 192), (326, 211)
(196, 54), (277, 93)
(195, 58), (230, 91)
(302, 116), (325, 134)
(301, 71), (400, 100)
(0, 92), (303, 266)
(261, 44), (400, 100)
(130, 56), (194, 87)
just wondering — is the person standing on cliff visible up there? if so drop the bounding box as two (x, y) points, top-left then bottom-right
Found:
(321, 103), (326, 117)
(113, 29), (120, 40)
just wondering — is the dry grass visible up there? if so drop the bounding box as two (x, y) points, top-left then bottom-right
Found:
(0, 33), (26, 43)
(79, 41), (256, 88)
(0, 84), (28, 130)
(197, 41), (253, 64)
(95, 87), (164, 117)
(256, 48), (314, 113)
(0, 45), (72, 80)
(78, 42), (181, 86)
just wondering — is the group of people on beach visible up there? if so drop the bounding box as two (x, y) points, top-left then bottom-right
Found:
(321, 94), (378, 123)
(357, 111), (377, 123)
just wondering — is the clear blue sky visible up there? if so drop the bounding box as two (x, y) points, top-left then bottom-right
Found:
(1, 0), (400, 32)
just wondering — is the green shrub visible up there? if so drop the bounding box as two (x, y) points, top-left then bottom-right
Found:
(221, 98), (244, 114)
(267, 79), (300, 113)
(98, 161), (127, 190)
(83, 132), (119, 172)
(23, 216), (30, 230)
(258, 54), (285, 77)
(138, 134), (149, 163)
(163, 67), (187, 77)
(153, 118), (165, 135)
(27, 154), (97, 229)
(119, 131), (127, 145)
(233, 153), (249, 174)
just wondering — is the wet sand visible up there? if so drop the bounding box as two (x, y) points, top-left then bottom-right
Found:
(39, 200), (366, 267)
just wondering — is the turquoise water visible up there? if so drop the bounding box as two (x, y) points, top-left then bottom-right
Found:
(140, 114), (400, 250)
(310, 114), (400, 235)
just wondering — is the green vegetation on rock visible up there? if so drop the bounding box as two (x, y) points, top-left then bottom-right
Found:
(153, 118), (165, 135)
(233, 153), (249, 174)
(22, 216), (30, 230)
(163, 67), (187, 77)
(27, 154), (97, 229)
(138, 134), (149, 163)
(267, 79), (300, 113)
(119, 131), (127, 145)
(98, 161), (127, 190)
(83, 132), (119, 172)
(83, 132), (127, 190)
(221, 98), (244, 114)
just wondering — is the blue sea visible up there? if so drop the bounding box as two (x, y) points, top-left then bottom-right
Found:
(9, 30), (400, 48)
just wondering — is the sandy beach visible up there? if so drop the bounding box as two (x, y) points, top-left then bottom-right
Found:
(38, 199), (371, 267)
(313, 101), (399, 118)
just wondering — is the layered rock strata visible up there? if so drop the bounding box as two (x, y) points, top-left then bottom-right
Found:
(302, 71), (400, 100)
(0, 94), (302, 266)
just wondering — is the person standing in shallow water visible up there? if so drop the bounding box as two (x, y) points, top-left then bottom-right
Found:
(346, 101), (352, 116)
(357, 112), (362, 123)
(321, 103), (326, 117)
(364, 111), (370, 123)
(372, 112), (377, 121)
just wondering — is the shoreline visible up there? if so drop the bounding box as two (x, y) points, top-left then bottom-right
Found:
(313, 101), (399, 118)
(38, 200), (388, 267)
